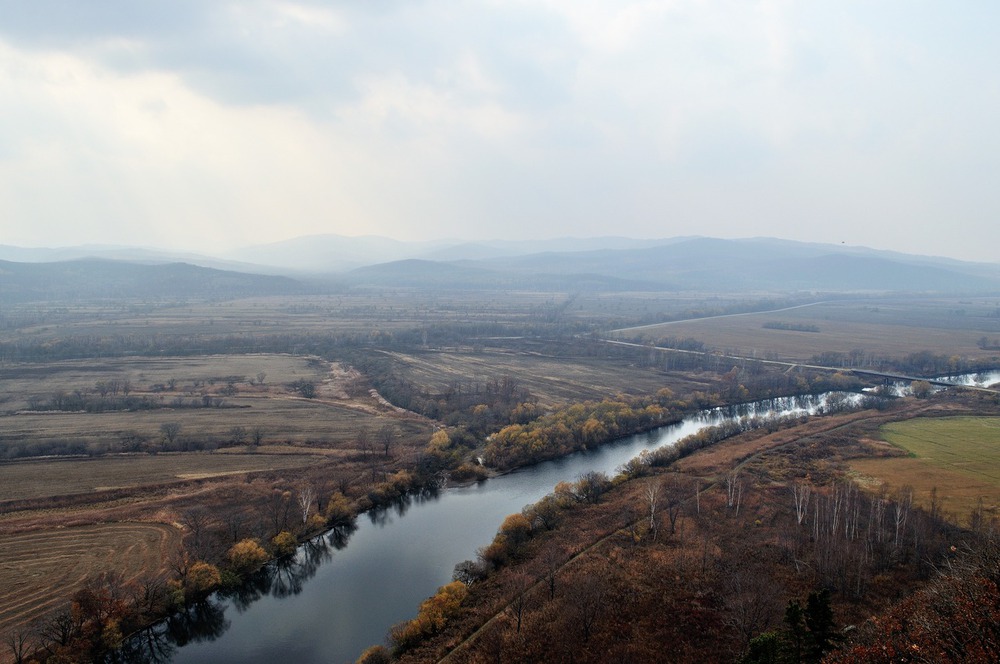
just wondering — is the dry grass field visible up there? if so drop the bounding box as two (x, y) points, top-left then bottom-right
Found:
(384, 348), (714, 407)
(850, 416), (1000, 519)
(615, 297), (1000, 363)
(0, 453), (320, 503)
(0, 354), (433, 457)
(0, 522), (181, 649)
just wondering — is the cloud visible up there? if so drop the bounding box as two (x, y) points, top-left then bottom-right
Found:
(0, 1), (998, 260)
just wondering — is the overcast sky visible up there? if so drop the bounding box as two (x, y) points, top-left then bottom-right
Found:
(1, 1), (998, 261)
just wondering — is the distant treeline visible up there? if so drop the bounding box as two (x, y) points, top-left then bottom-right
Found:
(0, 318), (592, 364)
(763, 321), (820, 332)
(813, 348), (998, 376)
(979, 336), (1000, 350)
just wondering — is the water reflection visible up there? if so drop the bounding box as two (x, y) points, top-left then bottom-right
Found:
(109, 600), (229, 664)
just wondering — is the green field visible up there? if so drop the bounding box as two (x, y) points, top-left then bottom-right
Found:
(881, 417), (1000, 482)
(851, 416), (1000, 519)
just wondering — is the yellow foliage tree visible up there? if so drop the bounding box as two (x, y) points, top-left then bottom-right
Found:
(227, 538), (269, 576)
(272, 530), (298, 558)
(186, 561), (221, 599)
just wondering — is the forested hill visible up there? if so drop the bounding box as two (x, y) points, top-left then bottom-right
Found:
(344, 238), (1000, 294)
(0, 259), (307, 303)
(4, 237), (999, 297)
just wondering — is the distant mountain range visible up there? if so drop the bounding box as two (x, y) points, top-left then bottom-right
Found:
(1, 235), (998, 302)
(0, 259), (305, 303)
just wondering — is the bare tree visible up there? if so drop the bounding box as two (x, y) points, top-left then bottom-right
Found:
(721, 548), (782, 644)
(792, 481), (811, 525)
(663, 473), (685, 537)
(256, 371), (267, 385)
(507, 571), (533, 634)
(357, 428), (374, 459)
(297, 484), (316, 524)
(644, 477), (662, 540)
(5, 629), (33, 664)
(566, 570), (608, 643)
(250, 425), (265, 448)
(229, 426), (247, 446)
(542, 546), (563, 601)
(893, 487), (912, 549)
(726, 470), (743, 516)
(180, 507), (215, 560)
(160, 422), (181, 446)
(377, 424), (397, 458)
(694, 477), (701, 516)
(267, 489), (292, 534)
(226, 509), (249, 543)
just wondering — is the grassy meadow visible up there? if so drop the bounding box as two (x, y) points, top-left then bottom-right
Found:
(850, 416), (1000, 519)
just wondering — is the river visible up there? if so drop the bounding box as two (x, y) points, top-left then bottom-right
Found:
(120, 373), (999, 663)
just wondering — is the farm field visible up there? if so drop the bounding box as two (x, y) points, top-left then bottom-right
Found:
(850, 416), (1000, 518)
(0, 523), (181, 646)
(0, 354), (433, 459)
(384, 347), (714, 407)
(615, 297), (1000, 364)
(0, 453), (320, 503)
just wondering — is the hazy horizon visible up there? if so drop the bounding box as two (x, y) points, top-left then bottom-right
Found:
(2, 2), (999, 263)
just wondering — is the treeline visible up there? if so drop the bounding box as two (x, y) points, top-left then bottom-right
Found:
(480, 368), (874, 471)
(0, 317), (593, 365)
(763, 321), (820, 333)
(350, 353), (536, 436)
(24, 391), (231, 414)
(979, 336), (1000, 350)
(482, 393), (683, 470)
(813, 348), (998, 376)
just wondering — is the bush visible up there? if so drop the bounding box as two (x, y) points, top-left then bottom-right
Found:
(227, 539), (269, 576)
(271, 531), (298, 558)
(390, 581), (468, 653)
(185, 561), (221, 600)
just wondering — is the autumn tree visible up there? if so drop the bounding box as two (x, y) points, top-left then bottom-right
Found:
(324, 492), (355, 529)
(272, 530), (298, 558)
(390, 581), (468, 653)
(185, 561), (221, 600)
(227, 539), (269, 576)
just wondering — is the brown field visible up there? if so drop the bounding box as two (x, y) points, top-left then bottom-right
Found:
(1, 292), (577, 342)
(615, 297), (1000, 363)
(0, 453), (321, 502)
(0, 522), (182, 645)
(0, 354), (433, 456)
(385, 348), (714, 407)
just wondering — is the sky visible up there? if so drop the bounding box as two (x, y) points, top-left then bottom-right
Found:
(0, 1), (998, 262)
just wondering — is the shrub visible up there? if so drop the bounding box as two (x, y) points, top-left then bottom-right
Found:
(271, 531), (298, 558)
(227, 539), (269, 576)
